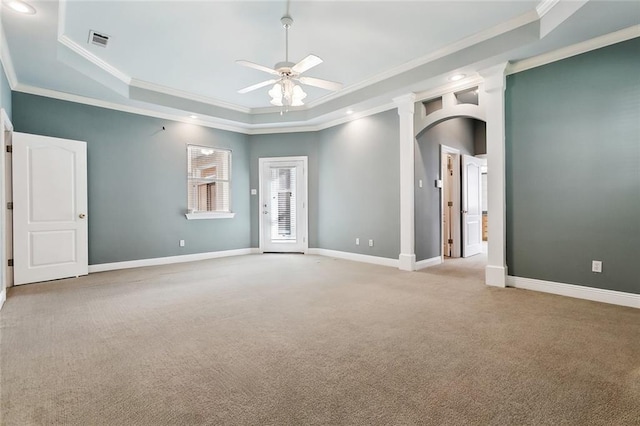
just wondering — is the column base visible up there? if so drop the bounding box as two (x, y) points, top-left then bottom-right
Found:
(398, 253), (416, 271)
(485, 265), (507, 287)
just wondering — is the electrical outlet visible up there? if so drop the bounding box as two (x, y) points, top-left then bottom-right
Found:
(179, 240), (185, 247)
(368, 239), (374, 247)
(419, 179), (423, 188)
(592, 260), (602, 273)
(355, 238), (360, 246)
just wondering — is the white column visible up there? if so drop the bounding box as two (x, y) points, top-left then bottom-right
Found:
(479, 63), (508, 287)
(394, 93), (416, 272)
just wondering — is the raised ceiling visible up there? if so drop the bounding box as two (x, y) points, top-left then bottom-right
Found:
(2, 1), (639, 131)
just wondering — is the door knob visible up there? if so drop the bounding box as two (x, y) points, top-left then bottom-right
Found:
(79, 213), (86, 219)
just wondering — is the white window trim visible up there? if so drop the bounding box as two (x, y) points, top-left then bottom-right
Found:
(186, 144), (234, 220)
(185, 212), (236, 220)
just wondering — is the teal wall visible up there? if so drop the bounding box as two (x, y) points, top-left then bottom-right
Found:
(415, 118), (476, 261)
(317, 110), (400, 259)
(505, 37), (640, 294)
(1, 62), (10, 120)
(248, 132), (319, 248)
(11, 93), (251, 265)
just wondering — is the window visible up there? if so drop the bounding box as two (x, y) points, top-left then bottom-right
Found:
(186, 145), (234, 219)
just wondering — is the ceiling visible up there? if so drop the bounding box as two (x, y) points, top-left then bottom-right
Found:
(2, 1), (639, 131)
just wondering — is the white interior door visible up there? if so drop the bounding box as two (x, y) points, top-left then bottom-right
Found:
(12, 133), (88, 285)
(461, 155), (483, 258)
(259, 157), (307, 253)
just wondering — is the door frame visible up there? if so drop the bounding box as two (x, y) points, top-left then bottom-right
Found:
(258, 156), (309, 254)
(0, 109), (13, 309)
(440, 144), (461, 260)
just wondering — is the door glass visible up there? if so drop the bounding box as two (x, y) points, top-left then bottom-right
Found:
(270, 167), (297, 241)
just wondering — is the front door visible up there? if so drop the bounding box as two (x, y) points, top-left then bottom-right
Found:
(461, 154), (483, 258)
(259, 157), (307, 253)
(12, 133), (88, 285)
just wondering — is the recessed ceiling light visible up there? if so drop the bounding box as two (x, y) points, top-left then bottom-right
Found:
(189, 115), (198, 119)
(449, 74), (466, 82)
(346, 109), (354, 115)
(5, 0), (36, 14)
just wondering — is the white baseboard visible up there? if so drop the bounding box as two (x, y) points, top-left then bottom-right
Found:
(486, 265), (508, 288)
(88, 248), (256, 273)
(308, 248), (399, 268)
(507, 276), (639, 309)
(415, 256), (443, 270)
(0, 289), (5, 311)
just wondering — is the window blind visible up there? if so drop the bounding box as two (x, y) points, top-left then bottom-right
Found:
(269, 167), (296, 240)
(187, 145), (231, 213)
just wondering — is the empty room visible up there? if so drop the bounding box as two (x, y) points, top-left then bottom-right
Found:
(0, 0), (639, 424)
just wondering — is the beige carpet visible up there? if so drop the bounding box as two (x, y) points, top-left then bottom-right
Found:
(1, 254), (638, 425)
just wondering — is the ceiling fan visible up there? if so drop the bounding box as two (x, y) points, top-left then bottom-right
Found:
(236, 15), (342, 108)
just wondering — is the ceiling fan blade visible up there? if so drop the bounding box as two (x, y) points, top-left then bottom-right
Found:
(237, 79), (278, 94)
(298, 76), (343, 91)
(236, 60), (280, 76)
(291, 54), (323, 74)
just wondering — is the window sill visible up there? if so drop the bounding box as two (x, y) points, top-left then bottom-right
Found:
(185, 212), (236, 220)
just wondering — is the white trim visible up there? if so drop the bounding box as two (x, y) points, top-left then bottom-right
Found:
(394, 93), (416, 272)
(87, 248), (254, 273)
(57, 35), (132, 85)
(185, 212), (236, 220)
(130, 79), (251, 114)
(507, 276), (640, 309)
(507, 25), (640, 75)
(0, 25), (18, 89)
(415, 256), (443, 270)
(304, 10), (538, 110)
(416, 103), (486, 138)
(308, 248), (399, 269)
(536, 0), (561, 18)
(414, 76), (483, 104)
(0, 288), (5, 311)
(12, 84), (397, 136)
(0, 109), (12, 298)
(478, 63), (508, 288)
(13, 84), (252, 135)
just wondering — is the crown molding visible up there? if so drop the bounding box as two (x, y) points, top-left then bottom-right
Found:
(304, 9), (540, 110)
(536, 0), (561, 18)
(58, 35), (131, 85)
(0, 25), (18, 89)
(129, 79), (252, 114)
(14, 83), (252, 134)
(414, 76), (483, 103)
(12, 83), (398, 136)
(507, 25), (640, 75)
(53, 0), (542, 116)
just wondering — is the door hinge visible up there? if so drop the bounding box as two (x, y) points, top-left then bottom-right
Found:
(447, 201), (453, 207)
(448, 239), (453, 245)
(8, 259), (13, 267)
(6, 145), (12, 153)
(7, 202), (13, 210)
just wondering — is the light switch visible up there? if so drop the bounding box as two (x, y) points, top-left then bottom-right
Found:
(251, 189), (257, 195)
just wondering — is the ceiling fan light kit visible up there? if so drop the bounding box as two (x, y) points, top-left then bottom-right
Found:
(236, 13), (342, 112)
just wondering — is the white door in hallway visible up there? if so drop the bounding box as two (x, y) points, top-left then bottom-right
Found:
(12, 133), (88, 285)
(259, 157), (307, 253)
(461, 155), (483, 258)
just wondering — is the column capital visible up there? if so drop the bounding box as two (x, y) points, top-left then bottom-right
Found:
(393, 93), (416, 115)
(479, 62), (509, 93)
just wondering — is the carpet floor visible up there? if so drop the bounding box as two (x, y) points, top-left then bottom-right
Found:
(1, 254), (638, 425)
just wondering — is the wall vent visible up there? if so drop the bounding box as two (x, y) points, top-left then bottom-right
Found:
(88, 30), (110, 48)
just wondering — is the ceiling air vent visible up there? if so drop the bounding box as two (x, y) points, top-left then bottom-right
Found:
(88, 30), (109, 48)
